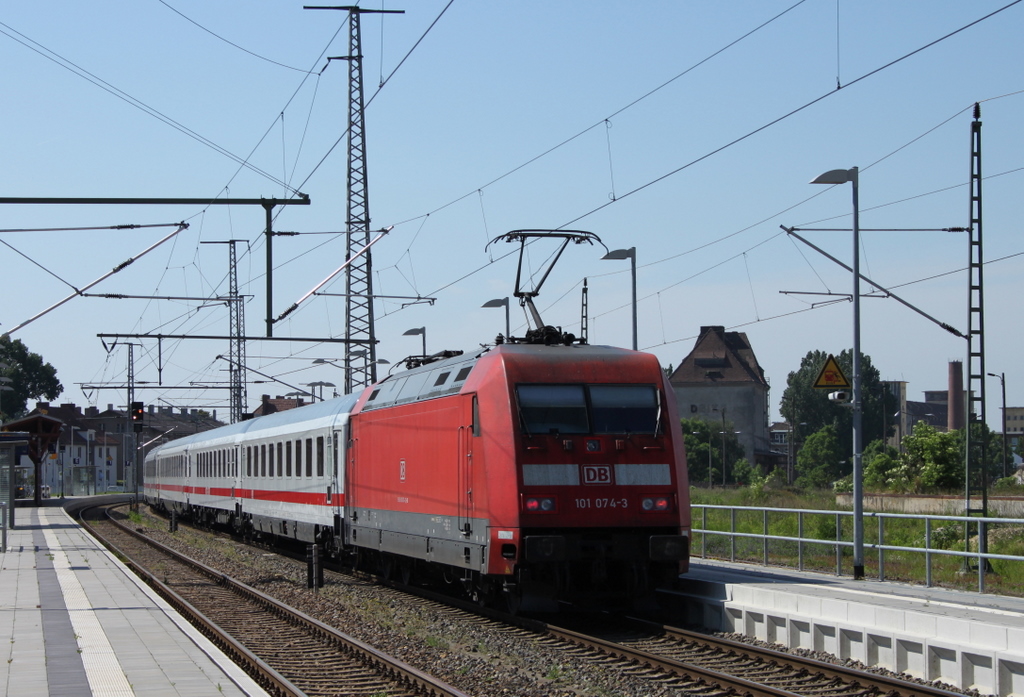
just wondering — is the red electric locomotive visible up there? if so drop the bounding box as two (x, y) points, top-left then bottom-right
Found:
(347, 341), (690, 609)
(144, 229), (690, 610)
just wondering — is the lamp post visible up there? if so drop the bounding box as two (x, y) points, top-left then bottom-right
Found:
(404, 326), (426, 356)
(811, 166), (864, 580)
(719, 430), (741, 485)
(314, 355), (389, 395)
(482, 298), (511, 339)
(601, 247), (637, 351)
(988, 372), (1009, 478)
(304, 381), (335, 402)
(693, 430), (714, 486)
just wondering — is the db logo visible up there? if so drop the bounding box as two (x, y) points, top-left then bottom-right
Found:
(582, 465), (612, 485)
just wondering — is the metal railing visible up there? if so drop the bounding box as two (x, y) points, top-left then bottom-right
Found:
(692, 504), (1024, 593)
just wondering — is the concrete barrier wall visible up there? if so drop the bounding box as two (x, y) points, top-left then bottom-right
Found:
(835, 494), (1024, 518)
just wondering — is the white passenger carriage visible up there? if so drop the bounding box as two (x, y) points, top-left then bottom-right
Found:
(144, 394), (358, 549)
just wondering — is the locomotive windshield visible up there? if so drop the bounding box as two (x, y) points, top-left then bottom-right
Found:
(517, 384), (659, 435)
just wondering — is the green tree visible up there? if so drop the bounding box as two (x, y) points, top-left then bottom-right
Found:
(899, 422), (962, 492)
(779, 349), (895, 464)
(862, 438), (900, 491)
(795, 424), (842, 489)
(731, 457), (756, 485)
(0, 335), (63, 421)
(680, 417), (744, 486)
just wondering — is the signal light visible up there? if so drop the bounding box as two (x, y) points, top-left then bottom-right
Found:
(524, 496), (557, 513)
(131, 402), (144, 422)
(641, 496), (671, 512)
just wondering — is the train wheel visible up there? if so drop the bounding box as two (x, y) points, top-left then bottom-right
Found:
(381, 554), (396, 581)
(399, 561), (413, 586)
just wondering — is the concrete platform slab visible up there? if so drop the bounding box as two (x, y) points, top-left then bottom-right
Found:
(1, 503), (268, 697)
(667, 560), (1024, 697)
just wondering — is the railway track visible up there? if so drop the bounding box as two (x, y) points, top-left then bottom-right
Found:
(526, 614), (967, 697)
(80, 504), (468, 697)
(385, 584), (969, 697)
(88, 504), (970, 697)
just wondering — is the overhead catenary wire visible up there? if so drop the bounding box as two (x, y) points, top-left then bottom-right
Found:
(5, 224), (190, 336)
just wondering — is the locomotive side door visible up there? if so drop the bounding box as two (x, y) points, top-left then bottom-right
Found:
(457, 394), (476, 537)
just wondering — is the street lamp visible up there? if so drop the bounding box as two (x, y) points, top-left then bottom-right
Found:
(304, 381), (335, 402)
(314, 355), (390, 394)
(719, 430), (741, 485)
(404, 326), (426, 356)
(601, 247), (637, 351)
(693, 430), (713, 486)
(988, 372), (1009, 478)
(482, 298), (511, 339)
(811, 165), (864, 580)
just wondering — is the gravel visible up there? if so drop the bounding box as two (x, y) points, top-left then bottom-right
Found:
(124, 506), (979, 697)
(127, 507), (678, 697)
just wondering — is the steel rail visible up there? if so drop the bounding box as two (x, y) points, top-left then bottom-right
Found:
(87, 504), (468, 697)
(631, 616), (967, 697)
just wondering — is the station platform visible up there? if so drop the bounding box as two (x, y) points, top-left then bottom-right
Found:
(1, 502), (268, 697)
(667, 559), (1024, 696)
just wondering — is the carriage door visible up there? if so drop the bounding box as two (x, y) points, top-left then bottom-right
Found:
(457, 394), (477, 537)
(332, 427), (345, 521)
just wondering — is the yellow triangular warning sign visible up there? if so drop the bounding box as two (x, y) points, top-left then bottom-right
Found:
(813, 354), (850, 389)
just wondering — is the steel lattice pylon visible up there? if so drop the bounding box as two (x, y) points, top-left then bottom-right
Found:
(964, 103), (989, 568)
(227, 240), (247, 423)
(342, 9), (377, 394)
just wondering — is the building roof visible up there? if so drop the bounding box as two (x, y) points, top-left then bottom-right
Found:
(669, 325), (768, 387)
(27, 401), (224, 443)
(253, 394), (309, 416)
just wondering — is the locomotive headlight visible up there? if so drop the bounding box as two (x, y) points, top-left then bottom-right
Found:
(524, 496), (557, 513)
(641, 496), (671, 512)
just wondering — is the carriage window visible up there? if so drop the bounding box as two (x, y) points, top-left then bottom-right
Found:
(516, 385), (588, 434)
(316, 437), (325, 477)
(268, 442), (275, 478)
(589, 385), (659, 434)
(305, 439), (313, 477)
(286, 441), (292, 477)
(261, 444), (267, 477)
(277, 443), (283, 477)
(295, 439), (302, 477)
(247, 446), (252, 477)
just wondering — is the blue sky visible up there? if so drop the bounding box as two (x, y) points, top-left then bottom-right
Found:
(2, 1), (1022, 427)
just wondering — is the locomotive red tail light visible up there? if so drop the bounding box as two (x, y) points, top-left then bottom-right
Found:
(641, 496), (671, 512)
(524, 496), (557, 513)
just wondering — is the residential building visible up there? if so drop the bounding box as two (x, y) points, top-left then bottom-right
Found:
(669, 326), (771, 471)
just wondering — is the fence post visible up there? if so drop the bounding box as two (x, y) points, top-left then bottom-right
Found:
(978, 520), (986, 594)
(878, 516), (884, 581)
(1, 503), (6, 553)
(798, 511), (804, 571)
(702, 506), (707, 558)
(835, 513), (842, 576)
(730, 508), (736, 563)
(763, 509), (769, 566)
(925, 519), (932, 588)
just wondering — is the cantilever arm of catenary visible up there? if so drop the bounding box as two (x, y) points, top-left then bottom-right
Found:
(4, 223), (190, 336)
(781, 226), (965, 339)
(274, 226), (392, 323)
